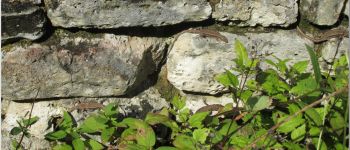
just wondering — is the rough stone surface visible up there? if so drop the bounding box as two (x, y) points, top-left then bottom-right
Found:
(300, 0), (346, 26)
(1, 0), (46, 42)
(212, 0), (298, 27)
(1, 87), (168, 149)
(2, 34), (167, 100)
(44, 0), (211, 28)
(344, 1), (349, 17)
(183, 93), (237, 113)
(319, 37), (349, 71)
(167, 30), (313, 95)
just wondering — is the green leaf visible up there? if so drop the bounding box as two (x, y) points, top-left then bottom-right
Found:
(10, 127), (22, 135)
(309, 127), (320, 136)
(177, 108), (190, 123)
(218, 119), (238, 136)
(277, 117), (304, 133)
(329, 111), (346, 136)
(22, 116), (39, 127)
(234, 39), (250, 67)
(121, 118), (156, 148)
(192, 128), (209, 144)
(215, 70), (239, 87)
(72, 138), (85, 150)
(88, 139), (104, 150)
(282, 142), (303, 150)
(291, 124), (306, 142)
(173, 134), (196, 150)
(188, 111), (210, 128)
(118, 144), (148, 150)
(298, 102), (322, 126)
(306, 45), (321, 84)
(335, 143), (348, 150)
(156, 146), (178, 150)
(246, 96), (272, 112)
(103, 103), (118, 117)
(11, 139), (23, 150)
(101, 127), (115, 143)
(171, 95), (186, 110)
(230, 135), (249, 148)
(292, 60), (309, 74)
(290, 77), (320, 97)
(45, 130), (67, 140)
(53, 144), (72, 150)
(59, 112), (73, 130)
(145, 113), (179, 134)
(79, 115), (108, 133)
(312, 138), (327, 150)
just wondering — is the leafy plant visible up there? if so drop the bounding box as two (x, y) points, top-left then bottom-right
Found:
(10, 116), (39, 150)
(43, 40), (348, 149)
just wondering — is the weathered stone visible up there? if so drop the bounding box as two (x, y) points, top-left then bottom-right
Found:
(1, 87), (168, 149)
(212, 0), (298, 27)
(300, 0), (346, 26)
(344, 1), (349, 17)
(1, 0), (46, 42)
(44, 0), (211, 28)
(167, 30), (313, 95)
(319, 37), (348, 71)
(183, 93), (237, 113)
(2, 34), (167, 100)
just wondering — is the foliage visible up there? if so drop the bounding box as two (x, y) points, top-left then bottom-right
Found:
(10, 116), (39, 150)
(37, 40), (348, 149)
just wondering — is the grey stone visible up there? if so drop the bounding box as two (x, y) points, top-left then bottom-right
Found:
(167, 30), (313, 95)
(344, 1), (349, 17)
(1, 87), (168, 149)
(212, 0), (298, 27)
(44, 0), (211, 28)
(300, 0), (346, 26)
(1, 0), (46, 42)
(2, 34), (167, 100)
(319, 37), (348, 71)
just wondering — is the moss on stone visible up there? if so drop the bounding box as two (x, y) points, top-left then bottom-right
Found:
(153, 65), (181, 101)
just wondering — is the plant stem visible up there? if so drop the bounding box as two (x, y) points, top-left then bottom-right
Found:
(317, 100), (328, 150)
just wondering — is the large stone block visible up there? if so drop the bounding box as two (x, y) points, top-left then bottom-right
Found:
(300, 0), (346, 26)
(44, 0), (211, 28)
(1, 0), (46, 42)
(167, 30), (313, 95)
(2, 33), (167, 100)
(212, 0), (298, 27)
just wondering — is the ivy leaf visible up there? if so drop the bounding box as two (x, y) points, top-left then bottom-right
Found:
(292, 60), (309, 74)
(171, 95), (186, 110)
(72, 138), (85, 150)
(277, 117), (304, 133)
(10, 127), (22, 135)
(306, 45), (321, 84)
(188, 111), (210, 128)
(22, 116), (39, 127)
(192, 128), (209, 144)
(88, 139), (104, 150)
(45, 130), (67, 140)
(173, 134), (196, 150)
(79, 115), (108, 133)
(329, 111), (346, 136)
(101, 127), (115, 143)
(215, 70), (239, 87)
(246, 96), (272, 112)
(121, 118), (156, 148)
(53, 144), (72, 150)
(291, 124), (306, 142)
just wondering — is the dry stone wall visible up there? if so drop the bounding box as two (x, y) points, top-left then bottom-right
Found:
(1, 0), (349, 149)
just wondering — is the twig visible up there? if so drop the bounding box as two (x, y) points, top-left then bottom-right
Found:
(244, 85), (348, 150)
(16, 89), (40, 150)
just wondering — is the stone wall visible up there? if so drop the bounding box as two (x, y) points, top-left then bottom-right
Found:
(1, 0), (349, 149)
